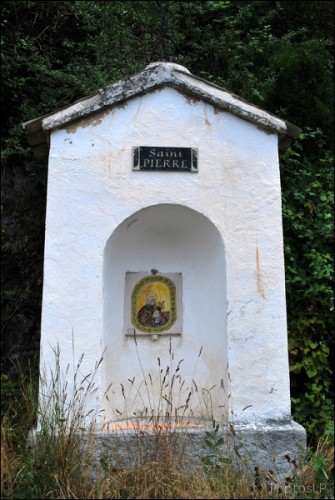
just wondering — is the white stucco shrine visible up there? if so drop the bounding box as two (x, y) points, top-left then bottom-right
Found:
(23, 62), (306, 477)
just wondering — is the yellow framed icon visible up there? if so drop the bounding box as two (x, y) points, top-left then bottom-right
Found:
(124, 272), (182, 336)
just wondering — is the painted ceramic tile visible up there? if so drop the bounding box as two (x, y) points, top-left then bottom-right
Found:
(131, 276), (177, 332)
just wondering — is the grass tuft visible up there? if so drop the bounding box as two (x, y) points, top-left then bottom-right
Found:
(1, 347), (334, 499)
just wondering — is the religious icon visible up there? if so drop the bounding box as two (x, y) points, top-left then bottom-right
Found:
(131, 275), (177, 332)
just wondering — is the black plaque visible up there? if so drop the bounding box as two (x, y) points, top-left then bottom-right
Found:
(133, 147), (198, 172)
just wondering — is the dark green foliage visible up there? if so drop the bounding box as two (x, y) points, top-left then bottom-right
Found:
(1, 0), (333, 442)
(281, 129), (334, 440)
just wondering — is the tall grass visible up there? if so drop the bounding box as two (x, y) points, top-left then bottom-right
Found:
(1, 347), (334, 499)
(104, 337), (212, 430)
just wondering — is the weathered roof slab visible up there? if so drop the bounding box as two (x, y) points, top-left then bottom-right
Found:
(22, 62), (301, 157)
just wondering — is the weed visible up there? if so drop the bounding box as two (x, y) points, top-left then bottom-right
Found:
(202, 418), (232, 471)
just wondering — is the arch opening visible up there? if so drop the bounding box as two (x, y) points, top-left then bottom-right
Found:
(102, 204), (228, 426)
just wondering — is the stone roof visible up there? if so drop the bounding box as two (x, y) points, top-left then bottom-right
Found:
(22, 62), (301, 158)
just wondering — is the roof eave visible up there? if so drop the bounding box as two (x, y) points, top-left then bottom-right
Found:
(22, 62), (301, 157)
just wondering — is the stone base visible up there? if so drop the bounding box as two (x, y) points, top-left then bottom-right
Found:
(82, 420), (306, 482)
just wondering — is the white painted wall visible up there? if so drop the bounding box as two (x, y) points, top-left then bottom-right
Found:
(40, 85), (291, 428)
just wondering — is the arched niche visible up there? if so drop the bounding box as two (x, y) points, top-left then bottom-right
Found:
(102, 204), (228, 425)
